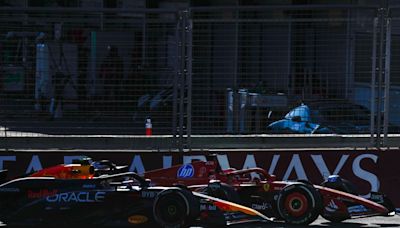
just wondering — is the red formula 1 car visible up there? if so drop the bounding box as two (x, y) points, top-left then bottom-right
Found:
(144, 154), (397, 225)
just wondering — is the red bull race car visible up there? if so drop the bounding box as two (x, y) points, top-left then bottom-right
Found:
(28, 157), (128, 179)
(0, 170), (269, 227)
(144, 154), (398, 225)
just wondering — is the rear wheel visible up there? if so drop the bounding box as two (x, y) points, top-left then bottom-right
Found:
(153, 188), (199, 228)
(321, 214), (348, 223)
(277, 183), (322, 225)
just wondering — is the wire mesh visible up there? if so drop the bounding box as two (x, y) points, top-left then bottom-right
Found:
(190, 6), (385, 135)
(0, 4), (399, 145)
(0, 8), (179, 136)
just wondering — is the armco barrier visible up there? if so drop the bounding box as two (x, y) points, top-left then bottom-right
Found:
(0, 149), (399, 207)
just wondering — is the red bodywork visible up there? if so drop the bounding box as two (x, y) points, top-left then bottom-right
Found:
(29, 164), (94, 179)
(144, 158), (390, 220)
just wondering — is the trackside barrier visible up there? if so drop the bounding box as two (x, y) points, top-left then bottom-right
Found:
(0, 148), (399, 207)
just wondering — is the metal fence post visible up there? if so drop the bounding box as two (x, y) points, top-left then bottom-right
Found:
(186, 11), (193, 151)
(172, 12), (180, 148)
(178, 10), (189, 152)
(383, 17), (391, 146)
(375, 8), (387, 148)
(371, 17), (378, 146)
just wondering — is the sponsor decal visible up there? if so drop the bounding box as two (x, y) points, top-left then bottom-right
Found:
(370, 193), (384, 203)
(263, 183), (270, 192)
(82, 184), (96, 189)
(348, 205), (368, 214)
(128, 215), (148, 224)
(141, 191), (156, 198)
(251, 202), (271, 210)
(324, 200), (339, 213)
(46, 191), (105, 203)
(200, 204), (217, 211)
(0, 188), (20, 192)
(177, 164), (194, 178)
(28, 189), (58, 198)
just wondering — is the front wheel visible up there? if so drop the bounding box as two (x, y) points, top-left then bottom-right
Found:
(276, 183), (322, 225)
(153, 188), (199, 228)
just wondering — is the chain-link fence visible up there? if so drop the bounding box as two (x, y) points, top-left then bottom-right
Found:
(0, 3), (399, 149)
(190, 5), (380, 136)
(0, 7), (180, 136)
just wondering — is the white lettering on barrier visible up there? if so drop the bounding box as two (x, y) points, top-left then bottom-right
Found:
(283, 154), (308, 181)
(211, 153), (379, 197)
(0, 152), (383, 196)
(311, 154), (349, 179)
(129, 155), (145, 174)
(163, 155), (172, 168)
(25, 155), (43, 173)
(216, 154), (230, 170)
(0, 156), (16, 170)
(353, 154), (379, 198)
(242, 154), (260, 179)
(268, 155), (280, 175)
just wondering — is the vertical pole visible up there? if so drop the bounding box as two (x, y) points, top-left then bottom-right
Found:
(179, 10), (188, 152)
(186, 12), (193, 150)
(172, 12), (180, 147)
(383, 17), (391, 146)
(370, 17), (378, 146)
(345, 9), (351, 99)
(377, 8), (386, 148)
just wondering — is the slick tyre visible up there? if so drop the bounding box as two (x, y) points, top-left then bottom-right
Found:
(153, 188), (199, 228)
(277, 183), (322, 225)
(321, 214), (348, 223)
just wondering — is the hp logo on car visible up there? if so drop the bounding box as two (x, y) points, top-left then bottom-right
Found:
(177, 164), (194, 178)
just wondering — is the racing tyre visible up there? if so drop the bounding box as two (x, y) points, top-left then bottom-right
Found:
(321, 214), (348, 223)
(277, 183), (322, 225)
(153, 188), (200, 228)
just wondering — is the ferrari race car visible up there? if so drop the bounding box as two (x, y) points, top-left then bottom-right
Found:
(144, 155), (398, 225)
(0, 171), (268, 226)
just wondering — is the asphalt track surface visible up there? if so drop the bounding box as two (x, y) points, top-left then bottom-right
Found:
(228, 215), (400, 228)
(0, 215), (398, 227)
